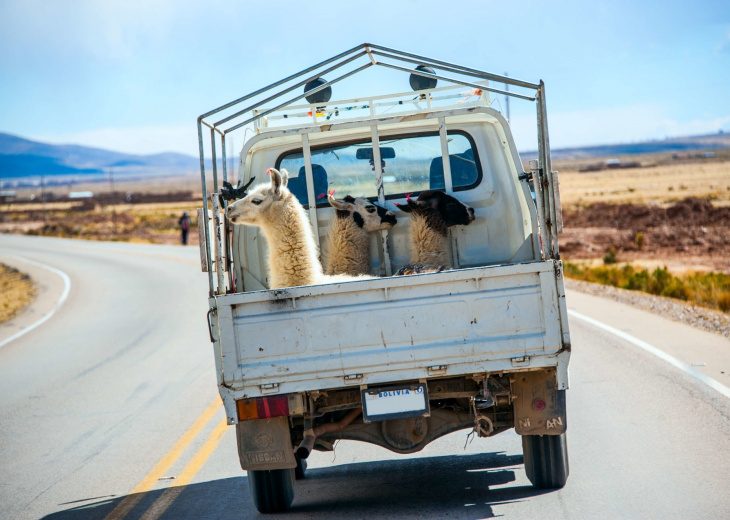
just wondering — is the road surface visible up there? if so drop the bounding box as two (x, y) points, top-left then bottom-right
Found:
(1, 235), (729, 519)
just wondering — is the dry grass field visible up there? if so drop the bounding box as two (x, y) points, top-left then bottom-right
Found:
(2, 152), (729, 264)
(0, 263), (36, 323)
(554, 154), (730, 313)
(553, 154), (730, 266)
(556, 158), (730, 208)
(0, 200), (202, 245)
(8, 173), (204, 200)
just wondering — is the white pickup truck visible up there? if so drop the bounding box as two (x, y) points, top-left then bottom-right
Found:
(197, 44), (570, 514)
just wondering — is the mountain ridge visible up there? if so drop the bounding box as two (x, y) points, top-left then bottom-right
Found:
(2, 130), (729, 180)
(0, 132), (199, 178)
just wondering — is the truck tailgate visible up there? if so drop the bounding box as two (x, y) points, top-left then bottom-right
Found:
(214, 260), (569, 397)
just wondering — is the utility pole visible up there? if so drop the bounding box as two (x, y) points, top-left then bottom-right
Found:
(41, 173), (48, 226)
(504, 72), (510, 123)
(109, 167), (117, 235)
(229, 136), (235, 182)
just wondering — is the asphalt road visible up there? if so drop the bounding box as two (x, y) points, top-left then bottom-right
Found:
(1, 235), (729, 520)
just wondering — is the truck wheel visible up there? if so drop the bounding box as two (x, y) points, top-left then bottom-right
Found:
(294, 455), (307, 480)
(522, 433), (569, 489)
(247, 468), (295, 513)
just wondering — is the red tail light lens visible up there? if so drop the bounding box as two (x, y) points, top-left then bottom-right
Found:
(532, 398), (546, 411)
(236, 395), (290, 421)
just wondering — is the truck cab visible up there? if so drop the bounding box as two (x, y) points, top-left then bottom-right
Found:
(197, 44), (569, 513)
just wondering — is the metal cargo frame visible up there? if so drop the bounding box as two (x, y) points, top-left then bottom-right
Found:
(197, 43), (560, 297)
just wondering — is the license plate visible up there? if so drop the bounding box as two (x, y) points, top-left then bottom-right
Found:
(361, 383), (430, 423)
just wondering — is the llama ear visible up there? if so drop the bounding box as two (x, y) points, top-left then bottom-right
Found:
(327, 194), (354, 212)
(279, 168), (289, 187)
(396, 199), (422, 213)
(269, 168), (285, 195)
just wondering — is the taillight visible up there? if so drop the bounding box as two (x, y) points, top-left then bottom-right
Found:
(532, 398), (546, 411)
(236, 395), (290, 421)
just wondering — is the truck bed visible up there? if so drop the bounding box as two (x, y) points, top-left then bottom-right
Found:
(213, 260), (570, 401)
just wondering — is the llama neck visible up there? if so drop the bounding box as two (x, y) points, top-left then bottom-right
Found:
(260, 200), (322, 289)
(409, 213), (450, 266)
(325, 216), (370, 276)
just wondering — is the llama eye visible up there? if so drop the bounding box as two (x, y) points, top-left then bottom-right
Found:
(366, 206), (376, 213)
(251, 199), (263, 205)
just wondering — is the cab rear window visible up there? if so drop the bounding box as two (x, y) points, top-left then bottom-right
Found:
(275, 131), (481, 207)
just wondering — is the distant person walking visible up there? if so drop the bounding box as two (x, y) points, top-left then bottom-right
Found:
(179, 211), (191, 245)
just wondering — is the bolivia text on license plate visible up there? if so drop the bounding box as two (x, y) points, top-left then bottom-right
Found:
(362, 383), (430, 423)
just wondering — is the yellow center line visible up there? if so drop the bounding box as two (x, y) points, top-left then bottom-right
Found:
(139, 416), (230, 520)
(104, 397), (222, 520)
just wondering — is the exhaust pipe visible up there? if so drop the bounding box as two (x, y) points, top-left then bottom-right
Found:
(296, 407), (362, 459)
(296, 435), (316, 460)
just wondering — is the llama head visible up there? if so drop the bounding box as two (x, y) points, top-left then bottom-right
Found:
(396, 190), (475, 227)
(226, 168), (291, 225)
(328, 194), (397, 231)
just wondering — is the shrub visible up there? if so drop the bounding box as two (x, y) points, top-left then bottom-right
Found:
(719, 293), (730, 313)
(603, 247), (617, 264)
(564, 262), (730, 314)
(636, 232), (644, 249)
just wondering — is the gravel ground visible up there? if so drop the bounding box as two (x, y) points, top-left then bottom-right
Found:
(565, 278), (730, 340)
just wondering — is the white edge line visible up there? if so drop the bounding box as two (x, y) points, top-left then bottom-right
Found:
(568, 309), (730, 400)
(0, 255), (71, 349)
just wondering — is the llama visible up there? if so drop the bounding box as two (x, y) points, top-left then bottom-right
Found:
(325, 194), (397, 276)
(226, 168), (323, 289)
(395, 190), (476, 275)
(226, 169), (379, 289)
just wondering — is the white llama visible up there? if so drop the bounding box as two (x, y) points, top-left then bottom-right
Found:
(226, 168), (322, 289)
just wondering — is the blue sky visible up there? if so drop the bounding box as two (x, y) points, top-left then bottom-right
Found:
(1, 0), (728, 156)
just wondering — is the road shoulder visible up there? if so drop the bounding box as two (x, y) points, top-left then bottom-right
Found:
(565, 284), (730, 386)
(0, 254), (68, 347)
(565, 278), (730, 339)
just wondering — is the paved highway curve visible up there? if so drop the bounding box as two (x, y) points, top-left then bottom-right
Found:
(1, 235), (729, 519)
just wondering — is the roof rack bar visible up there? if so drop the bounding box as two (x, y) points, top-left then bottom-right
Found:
(213, 50), (369, 128)
(376, 61), (536, 102)
(372, 50), (499, 86)
(224, 62), (373, 133)
(366, 43), (540, 90)
(199, 43), (367, 121)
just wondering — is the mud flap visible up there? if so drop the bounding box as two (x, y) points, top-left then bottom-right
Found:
(513, 369), (567, 435)
(236, 416), (297, 471)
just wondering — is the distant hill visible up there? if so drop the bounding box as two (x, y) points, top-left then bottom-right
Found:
(0, 132), (199, 179)
(523, 132), (730, 161)
(2, 130), (729, 182)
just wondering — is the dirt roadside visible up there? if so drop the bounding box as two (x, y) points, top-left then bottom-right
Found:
(561, 197), (730, 274)
(0, 263), (36, 323)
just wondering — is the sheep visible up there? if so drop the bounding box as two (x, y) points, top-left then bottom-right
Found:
(395, 190), (476, 275)
(325, 193), (397, 276)
(226, 168), (323, 289)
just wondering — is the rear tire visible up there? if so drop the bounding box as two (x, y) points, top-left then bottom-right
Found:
(522, 433), (569, 489)
(247, 468), (295, 513)
(294, 456), (307, 480)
